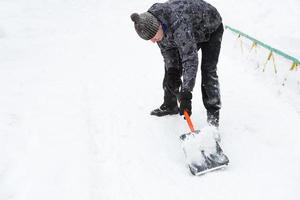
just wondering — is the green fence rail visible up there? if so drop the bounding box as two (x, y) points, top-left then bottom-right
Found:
(225, 25), (299, 70)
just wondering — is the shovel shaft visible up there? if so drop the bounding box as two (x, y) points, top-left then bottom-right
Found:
(184, 111), (195, 132)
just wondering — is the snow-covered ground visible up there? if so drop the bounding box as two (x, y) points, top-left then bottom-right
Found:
(0, 0), (299, 199)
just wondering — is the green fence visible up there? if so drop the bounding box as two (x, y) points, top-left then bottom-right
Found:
(225, 25), (299, 71)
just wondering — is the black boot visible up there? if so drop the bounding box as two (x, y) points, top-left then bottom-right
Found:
(150, 103), (179, 117)
(207, 110), (219, 128)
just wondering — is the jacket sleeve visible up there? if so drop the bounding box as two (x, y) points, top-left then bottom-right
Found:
(160, 48), (181, 71)
(173, 21), (199, 93)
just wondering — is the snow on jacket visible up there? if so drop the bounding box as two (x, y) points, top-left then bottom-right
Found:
(148, 0), (222, 92)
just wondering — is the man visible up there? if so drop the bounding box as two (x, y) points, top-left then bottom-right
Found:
(131, 0), (223, 128)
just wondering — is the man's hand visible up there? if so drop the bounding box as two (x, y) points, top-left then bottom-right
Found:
(179, 91), (192, 116)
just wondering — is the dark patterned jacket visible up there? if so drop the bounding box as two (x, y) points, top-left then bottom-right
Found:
(148, 0), (222, 92)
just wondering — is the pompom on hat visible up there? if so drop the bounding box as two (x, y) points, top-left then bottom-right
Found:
(130, 12), (160, 40)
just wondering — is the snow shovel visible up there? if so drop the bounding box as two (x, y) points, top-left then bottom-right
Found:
(180, 110), (229, 176)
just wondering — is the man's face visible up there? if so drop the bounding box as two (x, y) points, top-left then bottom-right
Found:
(150, 25), (164, 43)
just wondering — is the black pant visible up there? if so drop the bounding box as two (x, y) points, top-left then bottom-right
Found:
(163, 24), (223, 117)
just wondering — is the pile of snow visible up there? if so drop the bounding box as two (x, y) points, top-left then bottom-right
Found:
(181, 127), (219, 165)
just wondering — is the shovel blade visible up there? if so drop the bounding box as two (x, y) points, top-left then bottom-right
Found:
(188, 142), (229, 176)
(180, 130), (200, 141)
(180, 130), (229, 176)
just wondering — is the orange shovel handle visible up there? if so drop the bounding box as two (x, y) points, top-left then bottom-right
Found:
(183, 110), (195, 132)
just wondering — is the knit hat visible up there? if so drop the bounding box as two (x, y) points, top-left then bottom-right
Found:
(130, 12), (160, 40)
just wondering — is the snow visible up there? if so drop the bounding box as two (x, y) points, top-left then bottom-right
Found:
(181, 127), (219, 166)
(0, 0), (300, 200)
